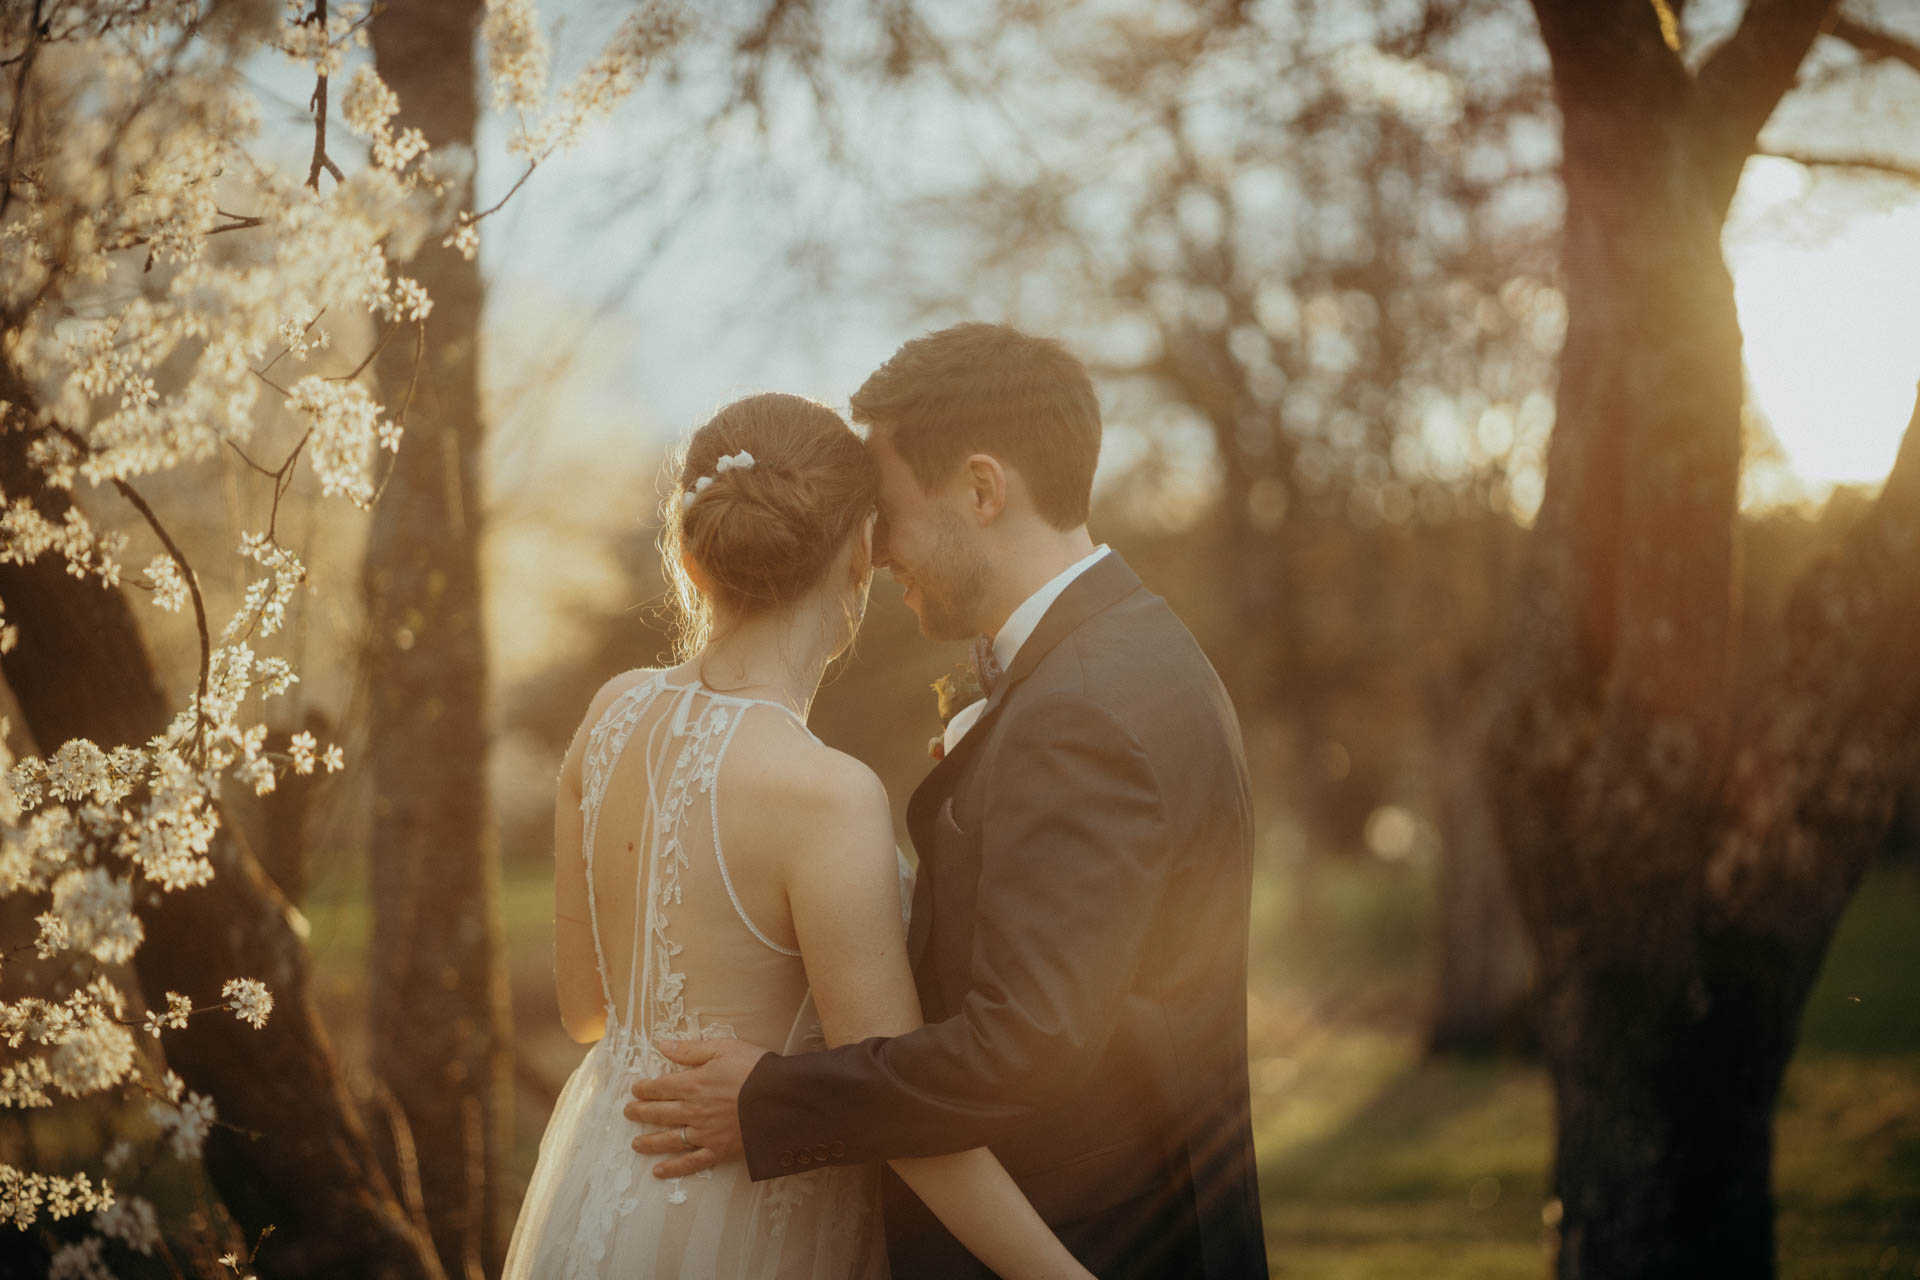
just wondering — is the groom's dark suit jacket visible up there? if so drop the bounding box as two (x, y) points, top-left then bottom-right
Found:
(739, 552), (1267, 1279)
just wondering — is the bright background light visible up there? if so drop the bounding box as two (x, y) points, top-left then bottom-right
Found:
(1728, 157), (1920, 497)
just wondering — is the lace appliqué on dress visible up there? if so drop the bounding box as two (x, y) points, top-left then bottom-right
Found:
(525, 678), (882, 1279)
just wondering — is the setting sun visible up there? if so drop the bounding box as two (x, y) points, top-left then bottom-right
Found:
(1728, 159), (1920, 496)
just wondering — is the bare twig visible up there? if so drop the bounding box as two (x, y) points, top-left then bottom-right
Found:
(252, 367), (293, 398)
(1829, 12), (1920, 75)
(304, 0), (343, 189)
(329, 320), (401, 383)
(112, 213), (265, 257)
(1694, 0), (1841, 182)
(1758, 146), (1920, 181)
(364, 323), (424, 507)
(47, 422), (213, 745)
(264, 430), (313, 543)
(467, 161), (537, 224)
(110, 480), (212, 743)
(0, 0), (45, 220)
(225, 438), (278, 479)
(257, 308), (328, 382)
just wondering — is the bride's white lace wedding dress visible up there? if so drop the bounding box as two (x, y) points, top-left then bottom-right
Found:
(503, 672), (888, 1279)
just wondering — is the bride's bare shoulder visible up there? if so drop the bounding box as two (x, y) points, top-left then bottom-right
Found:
(724, 711), (891, 844)
(566, 667), (657, 738)
(558, 669), (659, 782)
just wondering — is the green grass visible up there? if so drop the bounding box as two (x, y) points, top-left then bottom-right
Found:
(1243, 859), (1920, 1278)
(291, 854), (1920, 1278)
(1799, 865), (1920, 1055)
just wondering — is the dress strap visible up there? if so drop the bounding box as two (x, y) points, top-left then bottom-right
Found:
(708, 706), (803, 958)
(658, 679), (815, 738)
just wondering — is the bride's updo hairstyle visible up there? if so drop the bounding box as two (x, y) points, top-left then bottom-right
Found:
(661, 393), (877, 656)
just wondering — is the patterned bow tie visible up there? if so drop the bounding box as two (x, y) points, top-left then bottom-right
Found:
(968, 635), (1003, 698)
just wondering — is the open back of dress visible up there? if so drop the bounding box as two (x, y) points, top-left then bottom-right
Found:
(503, 671), (885, 1280)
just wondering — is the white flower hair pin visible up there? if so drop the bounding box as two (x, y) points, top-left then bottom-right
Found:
(682, 450), (756, 509)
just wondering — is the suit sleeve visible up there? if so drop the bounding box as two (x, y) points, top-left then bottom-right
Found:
(738, 692), (1171, 1180)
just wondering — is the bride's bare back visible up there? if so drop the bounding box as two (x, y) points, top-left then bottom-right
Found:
(503, 667), (887, 1280)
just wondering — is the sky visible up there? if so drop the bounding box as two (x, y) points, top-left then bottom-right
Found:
(462, 0), (1920, 513)
(245, 0), (1920, 517)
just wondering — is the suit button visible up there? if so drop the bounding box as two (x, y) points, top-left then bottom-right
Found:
(779, 1152), (794, 1169)
(829, 1140), (846, 1158)
(813, 1143), (830, 1161)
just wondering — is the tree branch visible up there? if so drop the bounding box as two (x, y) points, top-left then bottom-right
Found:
(304, 0), (343, 189)
(1525, 0), (1688, 113)
(1757, 146), (1920, 181)
(1712, 384), (1920, 937)
(0, 0), (44, 221)
(1828, 12), (1920, 75)
(1695, 0), (1839, 192)
(42, 421), (213, 748)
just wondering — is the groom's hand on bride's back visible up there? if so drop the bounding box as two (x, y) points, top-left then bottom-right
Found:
(625, 1037), (769, 1177)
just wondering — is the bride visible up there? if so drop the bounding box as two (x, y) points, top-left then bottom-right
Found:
(502, 393), (1093, 1279)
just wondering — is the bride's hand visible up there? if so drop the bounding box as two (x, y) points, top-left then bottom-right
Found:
(625, 1037), (769, 1177)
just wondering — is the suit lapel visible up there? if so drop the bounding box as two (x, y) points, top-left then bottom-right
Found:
(906, 552), (1145, 968)
(906, 550), (1144, 853)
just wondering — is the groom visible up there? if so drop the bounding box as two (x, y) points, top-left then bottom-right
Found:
(628, 323), (1267, 1278)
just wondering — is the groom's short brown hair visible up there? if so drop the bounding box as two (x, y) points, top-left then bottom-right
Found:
(849, 322), (1101, 529)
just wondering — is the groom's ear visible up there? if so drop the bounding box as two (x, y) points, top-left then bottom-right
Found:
(960, 453), (1007, 526)
(856, 510), (876, 575)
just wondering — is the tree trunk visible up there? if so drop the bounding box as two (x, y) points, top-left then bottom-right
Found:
(1487, 2), (1915, 1274)
(0, 421), (443, 1280)
(364, 5), (511, 1277)
(1541, 943), (1795, 1276)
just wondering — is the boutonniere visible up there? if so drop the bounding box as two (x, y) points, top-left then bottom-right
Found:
(928, 659), (987, 760)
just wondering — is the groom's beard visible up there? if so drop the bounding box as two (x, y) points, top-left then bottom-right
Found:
(908, 515), (988, 642)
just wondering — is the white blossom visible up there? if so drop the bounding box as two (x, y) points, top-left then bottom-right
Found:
(145, 554), (189, 613)
(222, 978), (273, 1030)
(341, 66), (399, 139)
(444, 218), (481, 261)
(48, 1016), (139, 1098)
(506, 4), (685, 160)
(46, 740), (111, 804)
(288, 376), (388, 505)
(94, 1194), (161, 1254)
(482, 0), (551, 114)
(151, 1089), (216, 1161)
(0, 0), (661, 1240)
(0, 1167), (113, 1231)
(49, 868), (144, 964)
(381, 276), (432, 323)
(143, 992), (193, 1038)
(34, 911), (71, 959)
(49, 1236), (113, 1280)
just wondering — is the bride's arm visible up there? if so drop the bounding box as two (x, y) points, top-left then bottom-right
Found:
(782, 757), (1092, 1280)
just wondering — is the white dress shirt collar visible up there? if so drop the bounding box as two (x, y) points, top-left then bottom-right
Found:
(991, 544), (1111, 674)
